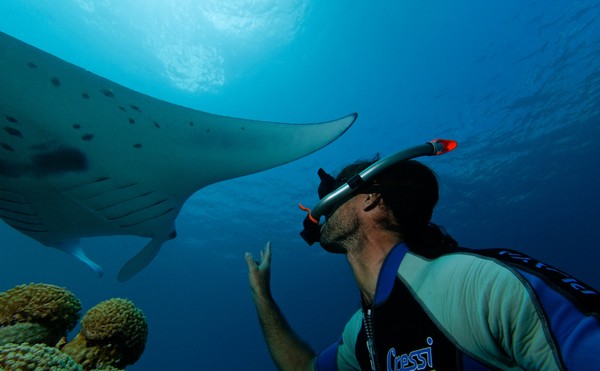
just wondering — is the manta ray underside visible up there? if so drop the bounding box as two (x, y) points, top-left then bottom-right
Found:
(0, 31), (356, 281)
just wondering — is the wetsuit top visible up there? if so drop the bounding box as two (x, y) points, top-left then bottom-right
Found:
(315, 243), (600, 371)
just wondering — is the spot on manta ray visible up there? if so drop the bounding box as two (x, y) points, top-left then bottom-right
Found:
(0, 31), (357, 281)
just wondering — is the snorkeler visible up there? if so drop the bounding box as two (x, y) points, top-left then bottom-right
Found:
(246, 139), (600, 370)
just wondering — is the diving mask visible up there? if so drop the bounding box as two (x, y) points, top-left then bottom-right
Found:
(299, 139), (458, 246)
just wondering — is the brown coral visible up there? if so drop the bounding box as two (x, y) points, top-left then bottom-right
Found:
(0, 283), (81, 346)
(62, 298), (148, 370)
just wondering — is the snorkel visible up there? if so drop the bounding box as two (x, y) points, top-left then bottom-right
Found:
(299, 139), (458, 246)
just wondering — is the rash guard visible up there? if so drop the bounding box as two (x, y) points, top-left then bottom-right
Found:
(315, 243), (600, 370)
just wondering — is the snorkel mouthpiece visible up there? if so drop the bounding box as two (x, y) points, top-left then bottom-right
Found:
(299, 139), (458, 246)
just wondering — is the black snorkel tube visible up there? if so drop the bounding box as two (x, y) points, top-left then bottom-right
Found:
(299, 139), (458, 246)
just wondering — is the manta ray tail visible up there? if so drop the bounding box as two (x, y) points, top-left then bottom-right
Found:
(117, 238), (164, 282)
(57, 240), (104, 277)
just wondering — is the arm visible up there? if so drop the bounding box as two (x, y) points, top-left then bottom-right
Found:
(245, 242), (316, 371)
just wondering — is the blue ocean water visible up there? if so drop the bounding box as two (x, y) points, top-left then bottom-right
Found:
(0, 1), (599, 370)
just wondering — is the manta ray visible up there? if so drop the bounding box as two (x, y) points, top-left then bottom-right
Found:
(0, 31), (356, 281)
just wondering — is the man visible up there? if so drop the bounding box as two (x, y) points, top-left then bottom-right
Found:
(245, 153), (600, 370)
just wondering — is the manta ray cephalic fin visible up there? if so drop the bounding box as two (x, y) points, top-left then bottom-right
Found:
(117, 237), (167, 282)
(56, 239), (104, 277)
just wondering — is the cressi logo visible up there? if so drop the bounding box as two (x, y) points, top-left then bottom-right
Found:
(386, 337), (434, 371)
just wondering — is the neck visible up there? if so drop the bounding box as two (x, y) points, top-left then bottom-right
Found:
(346, 233), (401, 305)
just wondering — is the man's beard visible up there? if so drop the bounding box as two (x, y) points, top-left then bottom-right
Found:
(319, 207), (361, 254)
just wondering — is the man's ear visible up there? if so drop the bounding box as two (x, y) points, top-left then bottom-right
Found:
(362, 193), (382, 211)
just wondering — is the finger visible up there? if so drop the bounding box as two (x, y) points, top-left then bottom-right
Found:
(244, 252), (258, 271)
(259, 243), (268, 261)
(259, 241), (271, 269)
(264, 241), (272, 262)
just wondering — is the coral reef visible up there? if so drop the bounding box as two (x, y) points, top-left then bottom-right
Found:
(0, 283), (146, 370)
(0, 342), (83, 370)
(62, 298), (148, 370)
(0, 283), (81, 346)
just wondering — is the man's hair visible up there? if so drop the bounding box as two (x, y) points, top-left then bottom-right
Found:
(335, 158), (457, 252)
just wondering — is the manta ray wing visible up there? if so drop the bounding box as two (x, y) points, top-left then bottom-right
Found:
(0, 31), (356, 280)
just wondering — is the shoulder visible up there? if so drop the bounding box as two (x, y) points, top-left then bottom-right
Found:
(402, 247), (599, 319)
(400, 248), (523, 294)
(399, 249), (551, 333)
(398, 248), (600, 370)
(398, 249), (561, 369)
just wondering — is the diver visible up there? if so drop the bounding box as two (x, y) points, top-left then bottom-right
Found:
(245, 140), (600, 370)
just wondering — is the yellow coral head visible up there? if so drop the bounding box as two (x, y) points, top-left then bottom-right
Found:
(63, 298), (148, 369)
(0, 283), (81, 346)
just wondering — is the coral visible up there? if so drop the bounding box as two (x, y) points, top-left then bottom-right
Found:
(0, 283), (81, 346)
(0, 323), (53, 346)
(0, 342), (83, 370)
(0, 284), (139, 370)
(62, 298), (148, 370)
